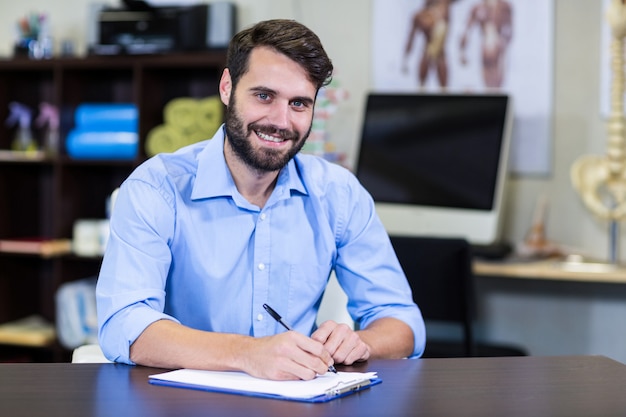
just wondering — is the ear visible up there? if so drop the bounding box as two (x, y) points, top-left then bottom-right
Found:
(219, 68), (232, 106)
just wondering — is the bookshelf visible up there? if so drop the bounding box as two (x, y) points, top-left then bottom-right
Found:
(0, 52), (227, 362)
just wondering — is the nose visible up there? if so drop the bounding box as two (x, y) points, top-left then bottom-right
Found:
(266, 101), (290, 129)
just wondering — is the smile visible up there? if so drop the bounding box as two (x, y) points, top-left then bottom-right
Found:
(256, 130), (286, 143)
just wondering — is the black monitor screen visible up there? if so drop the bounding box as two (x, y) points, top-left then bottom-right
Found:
(355, 93), (510, 211)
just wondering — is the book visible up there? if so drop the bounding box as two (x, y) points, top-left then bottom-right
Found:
(0, 149), (46, 162)
(149, 369), (381, 403)
(0, 315), (56, 347)
(0, 238), (72, 257)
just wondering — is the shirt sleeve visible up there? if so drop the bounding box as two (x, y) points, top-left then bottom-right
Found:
(331, 175), (426, 358)
(96, 175), (179, 364)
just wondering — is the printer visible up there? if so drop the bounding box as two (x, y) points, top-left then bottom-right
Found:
(90, 0), (237, 55)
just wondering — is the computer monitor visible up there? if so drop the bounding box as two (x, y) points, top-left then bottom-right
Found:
(355, 92), (513, 245)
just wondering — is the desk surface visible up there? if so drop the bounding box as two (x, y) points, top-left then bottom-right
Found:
(2, 355), (626, 417)
(474, 258), (626, 283)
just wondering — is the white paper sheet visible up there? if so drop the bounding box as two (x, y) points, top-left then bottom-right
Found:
(149, 369), (378, 400)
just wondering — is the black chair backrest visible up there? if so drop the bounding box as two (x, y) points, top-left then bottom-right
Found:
(390, 236), (475, 354)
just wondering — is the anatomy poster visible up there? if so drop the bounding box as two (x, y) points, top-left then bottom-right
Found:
(372, 0), (555, 175)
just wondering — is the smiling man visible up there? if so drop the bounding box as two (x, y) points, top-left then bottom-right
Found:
(96, 19), (425, 381)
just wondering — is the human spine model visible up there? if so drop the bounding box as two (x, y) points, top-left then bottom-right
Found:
(571, 0), (626, 221)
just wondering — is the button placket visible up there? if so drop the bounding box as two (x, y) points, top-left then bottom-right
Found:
(252, 209), (271, 335)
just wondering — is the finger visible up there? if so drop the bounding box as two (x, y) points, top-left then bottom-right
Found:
(340, 341), (371, 365)
(310, 320), (335, 344)
(254, 332), (330, 380)
(268, 354), (317, 381)
(284, 332), (334, 377)
(327, 328), (361, 363)
(297, 337), (335, 374)
(321, 325), (370, 365)
(315, 322), (353, 357)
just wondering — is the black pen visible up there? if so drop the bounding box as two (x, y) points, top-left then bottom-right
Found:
(262, 303), (337, 374)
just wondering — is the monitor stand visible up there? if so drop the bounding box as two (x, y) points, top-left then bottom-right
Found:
(471, 242), (513, 260)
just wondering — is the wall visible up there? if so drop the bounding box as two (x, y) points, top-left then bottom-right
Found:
(0, 0), (608, 257)
(2, 0), (623, 360)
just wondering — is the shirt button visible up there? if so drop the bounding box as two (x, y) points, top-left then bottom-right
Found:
(260, 213), (267, 220)
(258, 263), (265, 270)
(257, 313), (263, 321)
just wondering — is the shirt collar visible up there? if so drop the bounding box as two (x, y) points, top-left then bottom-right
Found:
(191, 125), (308, 201)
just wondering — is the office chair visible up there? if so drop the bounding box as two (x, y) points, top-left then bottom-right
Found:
(390, 236), (526, 358)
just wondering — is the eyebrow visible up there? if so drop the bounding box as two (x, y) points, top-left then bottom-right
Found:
(250, 86), (315, 107)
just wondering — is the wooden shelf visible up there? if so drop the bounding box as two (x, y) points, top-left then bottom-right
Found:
(0, 315), (55, 347)
(0, 52), (226, 359)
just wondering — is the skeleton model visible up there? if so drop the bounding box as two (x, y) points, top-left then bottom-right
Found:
(571, 0), (626, 261)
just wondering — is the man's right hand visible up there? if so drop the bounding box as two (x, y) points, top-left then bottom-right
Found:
(239, 331), (334, 381)
(130, 320), (333, 381)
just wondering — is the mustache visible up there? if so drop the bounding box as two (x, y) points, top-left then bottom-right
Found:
(249, 122), (299, 141)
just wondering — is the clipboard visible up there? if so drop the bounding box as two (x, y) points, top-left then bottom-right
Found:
(149, 369), (382, 403)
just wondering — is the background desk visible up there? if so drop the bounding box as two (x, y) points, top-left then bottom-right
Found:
(473, 259), (626, 363)
(1, 356), (625, 417)
(474, 259), (626, 283)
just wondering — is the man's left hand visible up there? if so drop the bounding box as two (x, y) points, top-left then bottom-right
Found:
(311, 321), (371, 365)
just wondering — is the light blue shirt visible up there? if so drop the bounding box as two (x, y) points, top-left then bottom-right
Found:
(96, 125), (425, 364)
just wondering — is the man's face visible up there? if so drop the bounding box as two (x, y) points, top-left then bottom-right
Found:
(221, 46), (317, 172)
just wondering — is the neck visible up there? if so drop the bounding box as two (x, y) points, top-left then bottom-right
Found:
(223, 137), (279, 208)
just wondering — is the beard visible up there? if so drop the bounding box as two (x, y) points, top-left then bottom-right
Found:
(224, 95), (311, 173)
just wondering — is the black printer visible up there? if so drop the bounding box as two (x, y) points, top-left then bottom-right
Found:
(90, 0), (237, 55)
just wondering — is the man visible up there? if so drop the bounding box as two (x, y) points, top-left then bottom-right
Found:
(459, 0), (513, 89)
(97, 19), (425, 381)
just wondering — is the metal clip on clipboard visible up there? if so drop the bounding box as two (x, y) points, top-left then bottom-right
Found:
(325, 379), (372, 396)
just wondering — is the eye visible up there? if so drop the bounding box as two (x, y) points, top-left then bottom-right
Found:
(291, 99), (312, 111)
(257, 92), (270, 101)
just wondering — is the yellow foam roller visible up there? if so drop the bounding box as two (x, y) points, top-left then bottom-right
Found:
(197, 96), (223, 136)
(164, 98), (199, 131)
(145, 124), (187, 156)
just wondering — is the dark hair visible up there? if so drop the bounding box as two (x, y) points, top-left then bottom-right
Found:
(226, 19), (333, 91)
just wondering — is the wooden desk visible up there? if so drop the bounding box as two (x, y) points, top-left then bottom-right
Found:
(474, 258), (626, 283)
(2, 356), (626, 417)
(472, 259), (626, 363)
